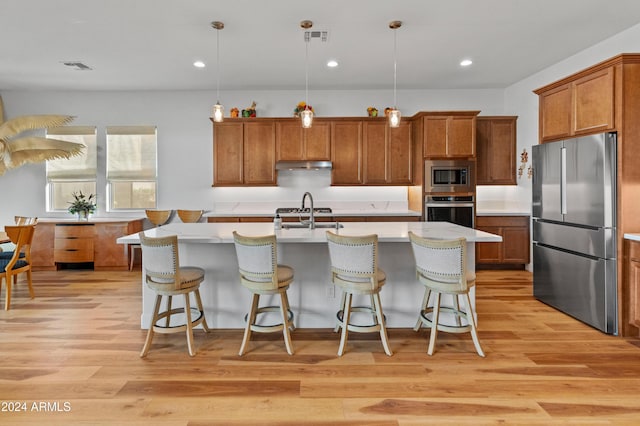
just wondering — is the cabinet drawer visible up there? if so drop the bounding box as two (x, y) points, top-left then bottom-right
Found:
(476, 216), (529, 227)
(55, 224), (96, 238)
(54, 238), (94, 262)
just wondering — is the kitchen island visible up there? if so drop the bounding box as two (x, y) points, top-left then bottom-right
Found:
(117, 221), (501, 329)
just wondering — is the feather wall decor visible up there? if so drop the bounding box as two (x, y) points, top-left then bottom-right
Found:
(0, 95), (84, 176)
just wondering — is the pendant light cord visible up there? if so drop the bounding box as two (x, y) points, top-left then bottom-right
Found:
(393, 27), (397, 108)
(305, 37), (309, 105)
(216, 27), (221, 103)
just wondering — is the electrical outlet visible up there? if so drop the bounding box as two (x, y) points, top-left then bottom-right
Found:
(326, 285), (335, 298)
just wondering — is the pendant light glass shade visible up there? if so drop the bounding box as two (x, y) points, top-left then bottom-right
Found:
(212, 103), (224, 122)
(212, 21), (224, 122)
(301, 109), (313, 128)
(389, 21), (402, 128)
(388, 109), (401, 128)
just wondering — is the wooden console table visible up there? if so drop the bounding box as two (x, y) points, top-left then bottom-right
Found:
(31, 218), (144, 270)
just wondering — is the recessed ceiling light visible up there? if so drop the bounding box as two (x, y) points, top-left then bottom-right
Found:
(327, 60), (338, 68)
(193, 60), (206, 68)
(460, 59), (473, 67)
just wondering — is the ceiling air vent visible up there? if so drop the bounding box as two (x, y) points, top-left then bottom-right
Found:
(304, 30), (328, 42)
(62, 62), (93, 71)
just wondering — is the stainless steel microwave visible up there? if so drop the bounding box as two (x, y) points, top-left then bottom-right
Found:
(424, 159), (476, 193)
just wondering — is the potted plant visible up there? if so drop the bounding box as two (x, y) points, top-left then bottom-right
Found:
(68, 191), (96, 220)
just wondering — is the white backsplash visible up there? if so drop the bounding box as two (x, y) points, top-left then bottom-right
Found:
(211, 169), (410, 210)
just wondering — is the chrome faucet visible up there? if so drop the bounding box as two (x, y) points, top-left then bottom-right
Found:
(301, 191), (315, 229)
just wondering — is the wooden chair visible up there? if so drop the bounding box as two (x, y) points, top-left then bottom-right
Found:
(408, 232), (484, 357)
(129, 209), (173, 271)
(326, 231), (392, 356)
(1, 216), (37, 254)
(1, 224), (36, 310)
(138, 231), (209, 357)
(232, 231), (295, 356)
(177, 209), (204, 223)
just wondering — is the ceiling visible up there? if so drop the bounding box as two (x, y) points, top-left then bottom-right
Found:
(2, 0), (640, 92)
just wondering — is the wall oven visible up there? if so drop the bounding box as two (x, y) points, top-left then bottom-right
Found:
(425, 159), (475, 194)
(425, 195), (475, 228)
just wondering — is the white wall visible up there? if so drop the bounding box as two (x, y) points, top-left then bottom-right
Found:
(0, 88), (504, 225)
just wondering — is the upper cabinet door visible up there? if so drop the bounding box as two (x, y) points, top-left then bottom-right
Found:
(387, 121), (412, 184)
(540, 84), (572, 142)
(423, 116), (448, 157)
(364, 122), (387, 184)
(448, 116), (475, 157)
(275, 121), (303, 161)
(304, 122), (331, 160)
(243, 122), (276, 185)
(331, 121), (363, 185)
(572, 67), (614, 135)
(476, 117), (517, 185)
(213, 122), (244, 185)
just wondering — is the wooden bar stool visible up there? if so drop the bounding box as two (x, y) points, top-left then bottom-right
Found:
(326, 231), (392, 356)
(408, 232), (484, 357)
(138, 231), (209, 357)
(130, 209), (172, 271)
(177, 209), (204, 223)
(232, 231), (295, 356)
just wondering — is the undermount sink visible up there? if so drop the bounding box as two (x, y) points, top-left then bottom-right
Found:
(281, 222), (344, 230)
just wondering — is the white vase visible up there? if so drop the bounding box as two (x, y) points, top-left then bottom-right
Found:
(77, 211), (89, 221)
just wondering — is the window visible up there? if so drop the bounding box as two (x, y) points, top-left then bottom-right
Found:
(106, 126), (157, 210)
(46, 126), (97, 212)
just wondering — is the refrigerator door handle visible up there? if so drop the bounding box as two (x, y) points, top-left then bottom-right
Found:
(561, 146), (567, 215)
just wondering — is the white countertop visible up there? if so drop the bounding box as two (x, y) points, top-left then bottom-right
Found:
(117, 221), (502, 244)
(624, 233), (640, 242)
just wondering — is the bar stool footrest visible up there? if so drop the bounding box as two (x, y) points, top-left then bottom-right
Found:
(337, 306), (386, 333)
(245, 305), (294, 333)
(418, 306), (472, 334)
(152, 307), (205, 333)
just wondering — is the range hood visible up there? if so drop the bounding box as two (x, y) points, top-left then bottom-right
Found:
(275, 160), (332, 171)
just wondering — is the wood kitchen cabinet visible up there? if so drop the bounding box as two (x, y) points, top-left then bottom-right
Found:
(476, 116), (517, 185)
(331, 120), (363, 185)
(625, 239), (640, 329)
(476, 215), (530, 267)
(418, 111), (479, 158)
(276, 120), (330, 161)
(535, 66), (614, 142)
(213, 120), (276, 186)
(31, 219), (143, 270)
(363, 121), (412, 185)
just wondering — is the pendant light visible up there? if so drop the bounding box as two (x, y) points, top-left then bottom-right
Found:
(388, 21), (402, 128)
(211, 21), (224, 122)
(301, 20), (314, 128)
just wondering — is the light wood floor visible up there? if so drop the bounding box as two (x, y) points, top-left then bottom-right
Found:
(2, 269), (640, 425)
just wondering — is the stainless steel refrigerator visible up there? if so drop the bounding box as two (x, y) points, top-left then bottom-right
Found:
(532, 132), (617, 334)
